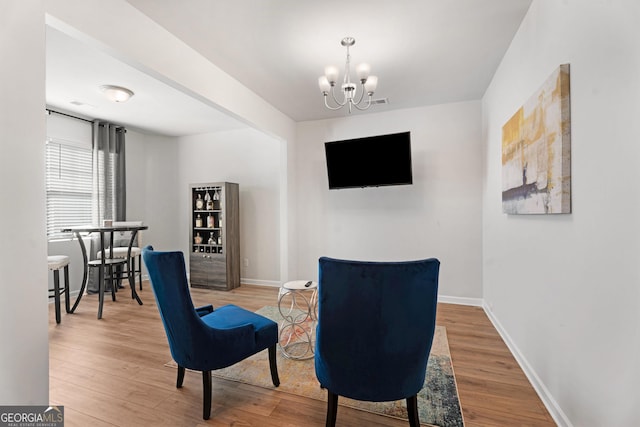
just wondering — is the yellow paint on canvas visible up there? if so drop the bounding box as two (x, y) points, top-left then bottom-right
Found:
(502, 107), (523, 165)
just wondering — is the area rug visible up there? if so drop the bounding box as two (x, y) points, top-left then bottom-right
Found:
(166, 306), (464, 427)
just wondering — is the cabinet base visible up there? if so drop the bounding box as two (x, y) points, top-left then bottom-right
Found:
(190, 282), (238, 291)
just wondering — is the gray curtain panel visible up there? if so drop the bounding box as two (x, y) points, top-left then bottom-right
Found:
(88, 121), (127, 293)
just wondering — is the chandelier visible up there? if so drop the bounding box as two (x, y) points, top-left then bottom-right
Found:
(318, 37), (378, 113)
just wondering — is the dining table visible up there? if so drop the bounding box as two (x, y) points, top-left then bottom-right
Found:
(62, 223), (148, 319)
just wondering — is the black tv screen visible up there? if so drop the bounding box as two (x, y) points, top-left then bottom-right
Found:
(324, 132), (413, 189)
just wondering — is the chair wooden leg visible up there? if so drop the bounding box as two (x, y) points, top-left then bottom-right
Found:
(202, 370), (212, 420)
(326, 390), (338, 427)
(53, 269), (61, 324)
(97, 265), (104, 319)
(406, 395), (420, 427)
(109, 265), (116, 301)
(176, 365), (185, 388)
(268, 344), (280, 387)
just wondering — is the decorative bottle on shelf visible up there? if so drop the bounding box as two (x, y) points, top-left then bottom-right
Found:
(208, 232), (215, 245)
(219, 216), (223, 229)
(195, 193), (204, 210)
(207, 213), (214, 228)
(194, 232), (202, 244)
(205, 191), (213, 210)
(195, 214), (202, 228)
(217, 234), (222, 245)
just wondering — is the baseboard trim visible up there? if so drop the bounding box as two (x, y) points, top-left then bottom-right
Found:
(241, 278), (282, 288)
(437, 295), (483, 306)
(482, 302), (572, 427)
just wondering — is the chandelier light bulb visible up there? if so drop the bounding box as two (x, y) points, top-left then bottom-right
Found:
(324, 66), (340, 85)
(318, 76), (331, 94)
(364, 75), (378, 94)
(356, 63), (371, 82)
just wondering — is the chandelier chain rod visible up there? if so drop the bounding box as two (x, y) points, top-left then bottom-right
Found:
(343, 45), (351, 86)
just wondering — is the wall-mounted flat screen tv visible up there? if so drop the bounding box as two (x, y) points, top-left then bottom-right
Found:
(324, 131), (413, 189)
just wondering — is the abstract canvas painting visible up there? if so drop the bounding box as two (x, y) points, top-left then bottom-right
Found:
(502, 64), (571, 214)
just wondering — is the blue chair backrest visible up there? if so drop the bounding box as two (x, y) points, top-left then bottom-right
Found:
(315, 256), (440, 402)
(142, 246), (207, 367)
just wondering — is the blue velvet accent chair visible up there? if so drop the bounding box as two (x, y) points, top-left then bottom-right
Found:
(315, 257), (440, 427)
(141, 246), (280, 420)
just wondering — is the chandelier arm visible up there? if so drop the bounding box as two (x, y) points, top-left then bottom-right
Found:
(329, 85), (348, 107)
(353, 83), (367, 106)
(323, 95), (346, 111)
(351, 95), (374, 111)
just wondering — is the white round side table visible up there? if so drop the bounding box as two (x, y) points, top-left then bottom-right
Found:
(277, 280), (318, 360)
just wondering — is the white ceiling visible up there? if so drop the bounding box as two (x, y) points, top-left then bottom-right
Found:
(46, 26), (247, 136)
(46, 0), (532, 136)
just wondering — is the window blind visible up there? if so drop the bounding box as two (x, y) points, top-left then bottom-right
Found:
(45, 138), (93, 240)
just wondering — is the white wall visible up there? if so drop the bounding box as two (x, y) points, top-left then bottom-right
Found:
(125, 130), (181, 255)
(296, 102), (483, 298)
(0, 0), (49, 404)
(176, 128), (282, 284)
(482, 1), (640, 425)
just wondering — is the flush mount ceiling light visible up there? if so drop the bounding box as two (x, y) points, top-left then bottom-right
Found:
(318, 37), (378, 113)
(100, 85), (134, 103)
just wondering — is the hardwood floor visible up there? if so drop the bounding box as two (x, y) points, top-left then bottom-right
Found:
(49, 284), (555, 426)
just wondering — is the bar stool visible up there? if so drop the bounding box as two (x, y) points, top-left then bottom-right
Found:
(87, 257), (129, 319)
(48, 255), (71, 324)
(96, 221), (144, 291)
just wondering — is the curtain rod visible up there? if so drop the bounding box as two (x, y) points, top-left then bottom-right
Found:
(46, 108), (93, 124)
(46, 109), (127, 131)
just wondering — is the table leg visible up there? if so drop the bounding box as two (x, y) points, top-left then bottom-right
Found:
(127, 230), (143, 306)
(53, 269), (61, 324)
(64, 264), (71, 313)
(278, 288), (316, 360)
(69, 231), (88, 313)
(97, 231), (106, 319)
